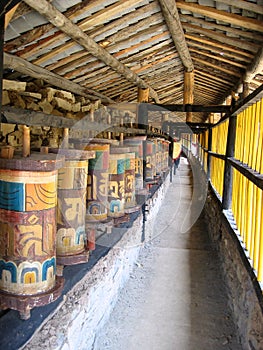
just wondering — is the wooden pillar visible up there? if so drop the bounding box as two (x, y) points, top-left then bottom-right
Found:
(184, 71), (194, 122)
(222, 115), (237, 210)
(207, 128), (212, 180)
(138, 87), (149, 103)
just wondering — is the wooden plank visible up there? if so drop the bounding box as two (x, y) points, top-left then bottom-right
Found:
(3, 53), (114, 104)
(177, 0), (263, 33)
(23, 0), (160, 103)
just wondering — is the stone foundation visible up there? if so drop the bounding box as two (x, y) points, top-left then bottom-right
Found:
(21, 175), (170, 350)
(204, 188), (263, 350)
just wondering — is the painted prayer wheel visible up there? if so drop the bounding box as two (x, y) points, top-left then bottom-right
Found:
(84, 141), (111, 222)
(108, 147), (128, 218)
(123, 136), (146, 193)
(0, 153), (64, 319)
(49, 148), (95, 270)
(145, 139), (156, 181)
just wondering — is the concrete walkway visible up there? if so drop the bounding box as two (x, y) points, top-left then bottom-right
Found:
(94, 158), (243, 350)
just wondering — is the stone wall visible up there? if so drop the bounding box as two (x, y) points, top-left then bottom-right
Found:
(204, 189), (263, 350)
(21, 175), (170, 350)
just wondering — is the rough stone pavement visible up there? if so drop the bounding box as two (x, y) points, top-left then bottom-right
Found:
(93, 158), (243, 350)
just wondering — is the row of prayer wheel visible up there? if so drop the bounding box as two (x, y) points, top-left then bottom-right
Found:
(0, 136), (169, 319)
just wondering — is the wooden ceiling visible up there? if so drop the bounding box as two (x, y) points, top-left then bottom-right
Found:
(2, 0), (263, 125)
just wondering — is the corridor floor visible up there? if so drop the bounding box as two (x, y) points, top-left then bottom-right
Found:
(94, 158), (243, 350)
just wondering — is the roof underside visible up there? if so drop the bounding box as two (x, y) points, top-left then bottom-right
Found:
(2, 0), (263, 125)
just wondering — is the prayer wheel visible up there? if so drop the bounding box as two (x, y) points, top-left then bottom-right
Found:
(49, 148), (95, 273)
(108, 146), (129, 218)
(84, 140), (111, 222)
(145, 139), (156, 181)
(123, 136), (146, 193)
(0, 153), (64, 319)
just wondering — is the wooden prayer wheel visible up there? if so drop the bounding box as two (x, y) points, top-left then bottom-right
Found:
(123, 136), (146, 193)
(0, 153), (64, 319)
(108, 146), (129, 218)
(49, 148), (95, 272)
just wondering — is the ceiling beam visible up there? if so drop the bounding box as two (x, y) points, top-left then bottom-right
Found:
(158, 0), (194, 72)
(3, 52), (114, 104)
(23, 0), (160, 103)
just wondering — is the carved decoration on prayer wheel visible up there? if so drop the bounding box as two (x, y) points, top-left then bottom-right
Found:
(49, 148), (95, 272)
(0, 153), (64, 319)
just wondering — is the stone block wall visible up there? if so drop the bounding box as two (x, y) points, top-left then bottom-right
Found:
(204, 190), (263, 350)
(22, 175), (170, 350)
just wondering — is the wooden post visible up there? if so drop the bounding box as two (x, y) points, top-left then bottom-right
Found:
(222, 115), (237, 210)
(22, 125), (30, 157)
(107, 112), (111, 140)
(184, 71), (194, 123)
(207, 127), (212, 180)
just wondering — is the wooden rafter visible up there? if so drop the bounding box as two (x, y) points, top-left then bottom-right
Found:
(158, 0), (194, 72)
(23, 0), (160, 103)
